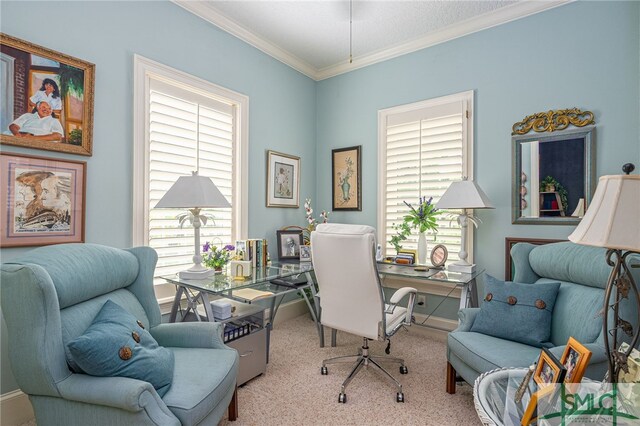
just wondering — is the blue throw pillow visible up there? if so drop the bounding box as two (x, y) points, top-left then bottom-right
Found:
(67, 300), (174, 396)
(470, 275), (560, 348)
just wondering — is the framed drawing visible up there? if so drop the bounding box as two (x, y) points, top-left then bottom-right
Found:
(0, 33), (95, 156)
(1, 152), (86, 247)
(275, 229), (303, 260)
(266, 150), (300, 208)
(332, 145), (361, 211)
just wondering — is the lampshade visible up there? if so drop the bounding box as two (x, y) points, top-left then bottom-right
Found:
(155, 171), (230, 209)
(568, 174), (640, 252)
(436, 179), (494, 210)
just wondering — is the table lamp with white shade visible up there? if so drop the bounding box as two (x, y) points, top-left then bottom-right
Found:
(568, 163), (640, 382)
(436, 178), (494, 273)
(155, 171), (231, 280)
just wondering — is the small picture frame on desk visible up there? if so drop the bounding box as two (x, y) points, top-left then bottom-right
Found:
(276, 229), (303, 260)
(299, 245), (312, 262)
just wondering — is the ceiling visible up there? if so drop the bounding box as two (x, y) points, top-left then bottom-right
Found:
(173, 0), (571, 80)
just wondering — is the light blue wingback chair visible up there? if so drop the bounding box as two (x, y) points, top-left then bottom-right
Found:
(1, 243), (239, 425)
(446, 241), (640, 393)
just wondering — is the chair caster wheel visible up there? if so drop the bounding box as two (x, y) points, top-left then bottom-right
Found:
(321, 366), (328, 375)
(399, 365), (408, 374)
(338, 393), (347, 403)
(396, 392), (405, 403)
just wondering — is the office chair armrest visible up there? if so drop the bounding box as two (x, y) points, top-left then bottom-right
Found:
(57, 374), (180, 424)
(388, 287), (417, 325)
(389, 287), (417, 304)
(150, 322), (227, 349)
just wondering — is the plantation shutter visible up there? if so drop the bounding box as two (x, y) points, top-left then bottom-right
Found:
(383, 101), (466, 259)
(148, 78), (235, 280)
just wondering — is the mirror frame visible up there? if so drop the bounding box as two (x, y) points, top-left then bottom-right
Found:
(512, 109), (596, 225)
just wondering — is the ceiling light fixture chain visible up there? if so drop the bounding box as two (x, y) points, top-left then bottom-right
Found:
(349, 0), (353, 64)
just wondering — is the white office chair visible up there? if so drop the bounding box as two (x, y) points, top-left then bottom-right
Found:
(311, 223), (417, 403)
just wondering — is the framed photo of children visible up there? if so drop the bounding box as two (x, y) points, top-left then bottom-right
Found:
(0, 33), (95, 156)
(560, 337), (592, 383)
(332, 145), (361, 211)
(534, 348), (566, 387)
(266, 150), (300, 208)
(0, 152), (86, 247)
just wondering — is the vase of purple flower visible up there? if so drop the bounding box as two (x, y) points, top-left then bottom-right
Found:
(202, 242), (235, 273)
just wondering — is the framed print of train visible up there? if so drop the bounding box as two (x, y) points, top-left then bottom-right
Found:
(0, 33), (95, 156)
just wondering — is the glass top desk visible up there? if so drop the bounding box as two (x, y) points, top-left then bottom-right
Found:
(377, 262), (483, 311)
(161, 261), (322, 346)
(162, 261), (482, 347)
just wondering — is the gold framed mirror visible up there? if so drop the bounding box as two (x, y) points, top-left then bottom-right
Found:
(512, 109), (596, 225)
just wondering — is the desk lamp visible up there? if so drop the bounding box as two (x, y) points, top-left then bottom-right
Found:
(155, 171), (231, 279)
(568, 163), (640, 382)
(436, 178), (494, 273)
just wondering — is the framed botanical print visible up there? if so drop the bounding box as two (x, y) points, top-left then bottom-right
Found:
(1, 152), (86, 247)
(266, 150), (300, 208)
(332, 145), (361, 211)
(0, 33), (95, 156)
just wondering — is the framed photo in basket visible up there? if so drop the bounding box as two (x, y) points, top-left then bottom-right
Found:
(560, 337), (592, 383)
(534, 348), (566, 387)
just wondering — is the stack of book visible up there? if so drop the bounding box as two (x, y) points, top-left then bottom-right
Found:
(211, 300), (232, 320)
(235, 239), (269, 268)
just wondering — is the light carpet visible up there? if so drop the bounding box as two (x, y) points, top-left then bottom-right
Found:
(20, 315), (480, 425)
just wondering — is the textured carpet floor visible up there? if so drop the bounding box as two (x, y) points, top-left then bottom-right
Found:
(218, 315), (480, 426)
(20, 315), (480, 426)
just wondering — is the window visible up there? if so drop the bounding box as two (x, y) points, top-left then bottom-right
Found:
(377, 91), (473, 261)
(133, 56), (248, 297)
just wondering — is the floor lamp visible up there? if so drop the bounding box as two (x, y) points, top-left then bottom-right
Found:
(568, 163), (640, 382)
(436, 178), (494, 273)
(155, 171), (231, 280)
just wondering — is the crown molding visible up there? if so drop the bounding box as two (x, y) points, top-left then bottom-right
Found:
(173, 0), (573, 81)
(172, 0), (318, 79)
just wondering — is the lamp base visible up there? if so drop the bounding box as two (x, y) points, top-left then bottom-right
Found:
(179, 268), (216, 280)
(447, 262), (476, 274)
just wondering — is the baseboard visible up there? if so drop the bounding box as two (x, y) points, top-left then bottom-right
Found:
(271, 299), (308, 325)
(1, 389), (33, 426)
(408, 312), (457, 342)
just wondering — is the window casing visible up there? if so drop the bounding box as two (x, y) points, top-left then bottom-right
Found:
(133, 55), (248, 300)
(377, 91), (474, 262)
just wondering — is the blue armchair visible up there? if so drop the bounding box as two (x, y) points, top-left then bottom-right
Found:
(446, 241), (639, 393)
(1, 243), (239, 425)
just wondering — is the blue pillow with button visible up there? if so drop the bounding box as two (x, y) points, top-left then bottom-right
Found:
(470, 275), (560, 348)
(67, 300), (174, 396)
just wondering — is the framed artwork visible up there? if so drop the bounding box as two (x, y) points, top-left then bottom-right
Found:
(560, 337), (592, 384)
(0, 33), (95, 156)
(332, 145), (361, 211)
(533, 348), (566, 388)
(266, 150), (300, 208)
(1, 152), (86, 247)
(299, 245), (312, 262)
(276, 229), (303, 260)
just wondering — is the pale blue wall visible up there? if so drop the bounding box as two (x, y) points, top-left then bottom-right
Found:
(1, 0), (639, 397)
(316, 1), (640, 282)
(0, 0), (316, 394)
